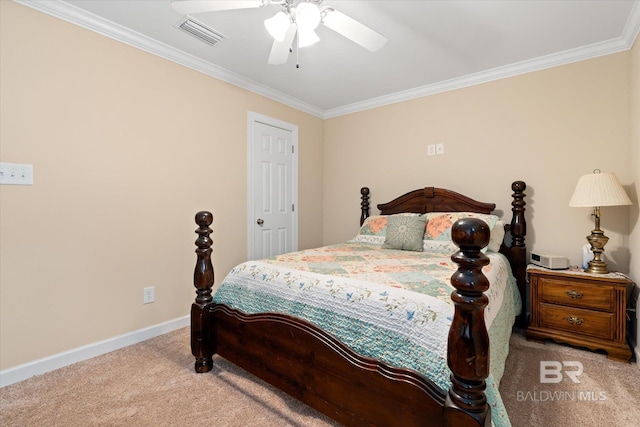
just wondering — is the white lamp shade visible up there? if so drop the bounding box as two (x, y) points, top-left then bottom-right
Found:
(265, 12), (291, 42)
(569, 172), (632, 207)
(295, 2), (321, 31)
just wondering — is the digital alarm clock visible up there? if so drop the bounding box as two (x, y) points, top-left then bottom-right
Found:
(530, 252), (570, 270)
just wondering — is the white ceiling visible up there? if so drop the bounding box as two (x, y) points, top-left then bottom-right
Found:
(16, 0), (640, 118)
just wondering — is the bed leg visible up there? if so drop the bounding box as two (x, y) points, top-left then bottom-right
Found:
(444, 218), (492, 427)
(192, 211), (215, 373)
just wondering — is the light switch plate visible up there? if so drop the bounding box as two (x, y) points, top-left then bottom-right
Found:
(0, 162), (34, 185)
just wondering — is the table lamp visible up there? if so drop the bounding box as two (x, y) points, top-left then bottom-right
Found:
(569, 169), (631, 274)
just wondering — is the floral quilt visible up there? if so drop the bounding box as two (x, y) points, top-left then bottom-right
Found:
(213, 240), (521, 427)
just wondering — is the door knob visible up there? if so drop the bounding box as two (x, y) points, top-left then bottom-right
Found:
(257, 218), (264, 225)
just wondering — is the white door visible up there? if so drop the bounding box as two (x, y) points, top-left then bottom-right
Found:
(247, 112), (298, 260)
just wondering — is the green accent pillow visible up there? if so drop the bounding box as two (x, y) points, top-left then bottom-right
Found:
(382, 215), (427, 251)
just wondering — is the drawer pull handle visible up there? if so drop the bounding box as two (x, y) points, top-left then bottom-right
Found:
(565, 289), (584, 299)
(566, 316), (584, 325)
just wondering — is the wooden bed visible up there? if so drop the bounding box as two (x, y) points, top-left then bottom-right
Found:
(191, 181), (527, 427)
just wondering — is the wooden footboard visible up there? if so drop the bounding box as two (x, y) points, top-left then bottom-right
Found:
(191, 209), (505, 426)
(210, 305), (445, 425)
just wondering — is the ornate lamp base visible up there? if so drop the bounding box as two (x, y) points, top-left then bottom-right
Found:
(585, 226), (609, 274)
(585, 258), (609, 274)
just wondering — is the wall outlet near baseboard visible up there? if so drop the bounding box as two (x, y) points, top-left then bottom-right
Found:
(143, 286), (155, 304)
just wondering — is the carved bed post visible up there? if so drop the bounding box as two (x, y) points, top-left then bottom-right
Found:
(360, 187), (370, 226)
(509, 181), (527, 327)
(192, 211), (215, 373)
(444, 218), (492, 427)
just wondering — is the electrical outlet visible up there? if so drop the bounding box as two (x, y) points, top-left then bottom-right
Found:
(427, 144), (436, 156)
(143, 286), (155, 304)
(0, 162), (34, 185)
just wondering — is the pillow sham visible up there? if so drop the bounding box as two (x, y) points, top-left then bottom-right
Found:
(358, 215), (388, 236)
(422, 212), (501, 254)
(424, 212), (500, 241)
(357, 212), (502, 254)
(381, 214), (427, 251)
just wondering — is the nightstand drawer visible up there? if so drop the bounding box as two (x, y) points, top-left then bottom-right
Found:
(540, 303), (613, 340)
(539, 278), (613, 312)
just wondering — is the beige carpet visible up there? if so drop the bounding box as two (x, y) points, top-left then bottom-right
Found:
(0, 329), (337, 427)
(1, 327), (638, 426)
(500, 332), (640, 427)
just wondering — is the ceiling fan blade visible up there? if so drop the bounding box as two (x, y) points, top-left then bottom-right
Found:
(171, 0), (264, 15)
(268, 24), (296, 65)
(322, 9), (387, 52)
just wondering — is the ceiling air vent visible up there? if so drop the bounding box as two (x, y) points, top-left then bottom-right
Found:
(178, 17), (225, 46)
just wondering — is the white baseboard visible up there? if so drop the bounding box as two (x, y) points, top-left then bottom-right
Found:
(0, 315), (189, 388)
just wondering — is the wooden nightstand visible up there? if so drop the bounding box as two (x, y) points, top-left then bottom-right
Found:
(527, 266), (634, 362)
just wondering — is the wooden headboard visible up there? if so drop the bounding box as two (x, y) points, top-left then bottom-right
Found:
(378, 186), (496, 216)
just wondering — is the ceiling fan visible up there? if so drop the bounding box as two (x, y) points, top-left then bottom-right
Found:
(171, 0), (388, 65)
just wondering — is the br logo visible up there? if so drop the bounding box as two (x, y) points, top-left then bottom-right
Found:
(539, 361), (583, 383)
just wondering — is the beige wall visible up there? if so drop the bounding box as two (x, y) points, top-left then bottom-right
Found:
(629, 36), (640, 354)
(324, 52), (633, 275)
(0, 2), (324, 370)
(631, 18), (640, 282)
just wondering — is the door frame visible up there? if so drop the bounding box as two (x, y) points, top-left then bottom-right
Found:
(247, 111), (299, 260)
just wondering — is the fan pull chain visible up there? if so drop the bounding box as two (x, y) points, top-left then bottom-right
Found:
(296, 33), (300, 68)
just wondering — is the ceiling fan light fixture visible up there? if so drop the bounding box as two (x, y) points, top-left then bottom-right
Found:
(264, 11), (291, 42)
(173, 0), (387, 66)
(295, 2), (321, 31)
(297, 28), (319, 47)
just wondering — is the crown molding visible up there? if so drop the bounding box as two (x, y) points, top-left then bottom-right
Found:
(326, 0), (640, 118)
(324, 36), (634, 118)
(13, 0), (640, 120)
(622, 0), (640, 46)
(13, 0), (325, 118)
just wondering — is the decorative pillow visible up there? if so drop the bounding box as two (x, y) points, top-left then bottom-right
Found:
(357, 213), (422, 237)
(358, 215), (388, 236)
(424, 212), (500, 241)
(422, 212), (501, 254)
(382, 214), (427, 251)
(487, 220), (505, 252)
